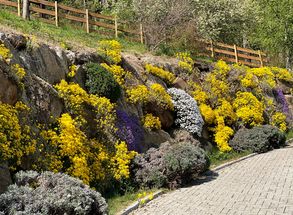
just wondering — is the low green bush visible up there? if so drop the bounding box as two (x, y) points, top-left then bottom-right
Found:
(85, 63), (121, 102)
(132, 142), (209, 189)
(229, 125), (286, 153)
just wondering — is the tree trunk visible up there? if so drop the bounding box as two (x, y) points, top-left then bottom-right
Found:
(22, 0), (30, 20)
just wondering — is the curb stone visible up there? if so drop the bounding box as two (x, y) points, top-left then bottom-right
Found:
(119, 190), (164, 215)
(120, 138), (293, 215)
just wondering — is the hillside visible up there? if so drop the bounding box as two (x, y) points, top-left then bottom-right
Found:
(0, 10), (293, 215)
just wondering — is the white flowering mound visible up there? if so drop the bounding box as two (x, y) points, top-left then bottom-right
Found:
(167, 88), (204, 136)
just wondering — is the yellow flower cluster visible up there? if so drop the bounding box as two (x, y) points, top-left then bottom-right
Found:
(12, 64), (26, 80)
(271, 67), (293, 82)
(214, 60), (231, 76)
(98, 40), (122, 64)
(248, 67), (276, 88)
(145, 64), (176, 85)
(199, 104), (215, 124)
(190, 82), (208, 104)
(206, 73), (230, 99)
(271, 112), (287, 132)
(215, 99), (237, 125)
(101, 63), (128, 87)
(143, 113), (161, 130)
(68, 64), (78, 78)
(41, 113), (136, 184)
(126, 85), (150, 104)
(176, 52), (194, 73)
(55, 80), (116, 130)
(111, 141), (137, 180)
(214, 116), (233, 152)
(0, 101), (35, 167)
(0, 43), (12, 62)
(233, 92), (264, 126)
(150, 83), (174, 110)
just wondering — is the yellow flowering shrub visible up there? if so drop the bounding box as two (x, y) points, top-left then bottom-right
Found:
(240, 70), (258, 88)
(248, 67), (276, 88)
(0, 101), (36, 167)
(199, 104), (216, 124)
(126, 85), (150, 104)
(150, 83), (174, 110)
(215, 99), (237, 125)
(101, 63), (128, 87)
(214, 126), (233, 152)
(111, 141), (137, 180)
(0, 43), (12, 62)
(145, 64), (176, 85)
(12, 64), (26, 80)
(55, 80), (116, 130)
(233, 92), (264, 126)
(214, 60), (231, 76)
(176, 52), (194, 73)
(98, 40), (122, 64)
(206, 73), (230, 99)
(271, 67), (293, 82)
(143, 113), (161, 130)
(271, 112), (287, 132)
(68, 64), (78, 78)
(190, 82), (208, 104)
(41, 113), (136, 185)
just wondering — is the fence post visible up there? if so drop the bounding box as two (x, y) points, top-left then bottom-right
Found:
(140, 23), (144, 44)
(234, 44), (238, 64)
(258, 50), (264, 67)
(17, 0), (21, 17)
(114, 16), (118, 38)
(54, 1), (58, 27)
(85, 9), (90, 33)
(22, 0), (30, 20)
(210, 40), (214, 58)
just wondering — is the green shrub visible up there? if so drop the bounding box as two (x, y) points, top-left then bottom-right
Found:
(85, 63), (121, 102)
(229, 125), (286, 153)
(132, 142), (209, 189)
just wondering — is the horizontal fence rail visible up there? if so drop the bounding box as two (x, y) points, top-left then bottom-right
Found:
(0, 0), (144, 43)
(200, 40), (268, 68)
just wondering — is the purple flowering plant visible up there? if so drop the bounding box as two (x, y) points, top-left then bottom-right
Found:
(116, 110), (144, 153)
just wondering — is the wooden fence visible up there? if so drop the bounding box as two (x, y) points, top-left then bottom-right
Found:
(201, 40), (268, 67)
(0, 0), (144, 43)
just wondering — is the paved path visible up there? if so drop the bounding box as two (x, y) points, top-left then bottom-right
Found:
(132, 146), (293, 215)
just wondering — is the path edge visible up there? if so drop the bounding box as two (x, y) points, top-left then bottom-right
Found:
(119, 138), (293, 215)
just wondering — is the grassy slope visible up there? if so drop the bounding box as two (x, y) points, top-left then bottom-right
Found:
(0, 10), (146, 54)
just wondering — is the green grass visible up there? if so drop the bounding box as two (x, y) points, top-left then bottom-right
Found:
(107, 189), (159, 215)
(285, 129), (293, 140)
(208, 148), (252, 169)
(0, 10), (146, 54)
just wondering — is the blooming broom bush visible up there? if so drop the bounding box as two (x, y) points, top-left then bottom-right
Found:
(145, 64), (176, 85)
(167, 88), (204, 136)
(191, 60), (290, 152)
(97, 40), (122, 64)
(142, 113), (162, 130)
(176, 52), (194, 73)
(0, 171), (108, 215)
(0, 102), (36, 168)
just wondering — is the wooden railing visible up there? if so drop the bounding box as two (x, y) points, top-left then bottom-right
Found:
(201, 40), (268, 67)
(0, 0), (144, 43)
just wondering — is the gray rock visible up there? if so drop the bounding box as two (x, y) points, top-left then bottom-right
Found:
(0, 162), (12, 194)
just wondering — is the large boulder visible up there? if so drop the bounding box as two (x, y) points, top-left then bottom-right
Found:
(0, 61), (18, 105)
(0, 162), (12, 194)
